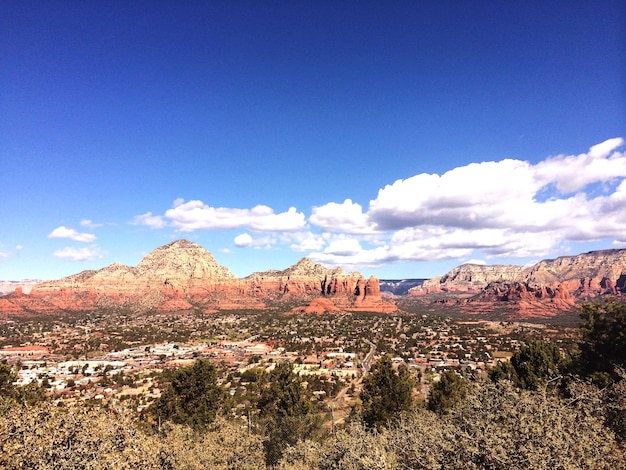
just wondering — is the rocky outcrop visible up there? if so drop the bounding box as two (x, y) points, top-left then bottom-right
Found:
(410, 249), (626, 317)
(2, 240), (394, 315)
(524, 249), (626, 297)
(244, 258), (396, 313)
(413, 264), (527, 295)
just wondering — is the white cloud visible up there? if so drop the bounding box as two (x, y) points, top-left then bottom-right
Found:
(48, 226), (96, 243)
(53, 245), (106, 262)
(0, 251), (8, 259)
(368, 159), (538, 231)
(534, 137), (626, 193)
(310, 199), (374, 233)
(310, 244), (392, 269)
(164, 199), (306, 232)
(119, 139), (626, 271)
(465, 259), (487, 265)
(306, 138), (626, 268)
(132, 212), (167, 229)
(289, 232), (326, 252)
(234, 233), (253, 247)
(80, 219), (103, 229)
(323, 238), (363, 256)
(15, 245), (23, 251)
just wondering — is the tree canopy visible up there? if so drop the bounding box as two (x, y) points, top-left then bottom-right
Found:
(360, 355), (414, 430)
(577, 298), (626, 381)
(428, 369), (466, 414)
(489, 339), (562, 390)
(257, 362), (325, 466)
(151, 359), (225, 430)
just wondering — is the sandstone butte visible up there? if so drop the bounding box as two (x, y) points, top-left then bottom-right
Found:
(409, 248), (626, 318)
(0, 240), (396, 316)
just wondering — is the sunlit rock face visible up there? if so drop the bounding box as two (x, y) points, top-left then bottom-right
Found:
(409, 249), (626, 317)
(5, 240), (394, 315)
(414, 264), (528, 295)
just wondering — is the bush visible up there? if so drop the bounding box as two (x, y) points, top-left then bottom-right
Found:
(0, 403), (266, 470)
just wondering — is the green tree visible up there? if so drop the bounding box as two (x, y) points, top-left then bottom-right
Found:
(489, 339), (562, 390)
(577, 298), (626, 382)
(360, 355), (414, 430)
(0, 362), (46, 410)
(428, 369), (466, 414)
(151, 359), (226, 431)
(257, 362), (325, 466)
(0, 362), (17, 397)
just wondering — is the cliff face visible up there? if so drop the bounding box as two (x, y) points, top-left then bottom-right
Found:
(524, 249), (626, 296)
(409, 249), (626, 317)
(414, 264), (528, 295)
(2, 240), (394, 315)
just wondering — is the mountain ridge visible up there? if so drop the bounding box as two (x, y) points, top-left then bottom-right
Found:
(409, 248), (626, 317)
(0, 240), (395, 315)
(2, 243), (626, 319)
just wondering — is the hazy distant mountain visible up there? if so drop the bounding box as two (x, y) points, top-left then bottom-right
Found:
(0, 280), (41, 296)
(379, 279), (428, 296)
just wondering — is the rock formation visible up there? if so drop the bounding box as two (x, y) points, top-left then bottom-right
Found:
(414, 264), (528, 295)
(1, 240), (395, 316)
(409, 249), (626, 317)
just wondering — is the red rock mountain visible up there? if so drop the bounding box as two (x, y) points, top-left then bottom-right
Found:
(0, 240), (395, 315)
(409, 249), (626, 317)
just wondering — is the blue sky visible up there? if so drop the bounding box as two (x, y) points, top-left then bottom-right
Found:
(1, 1), (625, 281)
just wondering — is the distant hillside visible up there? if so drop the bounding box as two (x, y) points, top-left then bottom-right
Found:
(0, 240), (395, 315)
(379, 279), (428, 296)
(409, 249), (626, 318)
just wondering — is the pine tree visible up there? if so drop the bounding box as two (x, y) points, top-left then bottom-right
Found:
(257, 362), (325, 466)
(489, 339), (562, 390)
(428, 369), (466, 414)
(152, 359), (226, 430)
(577, 298), (626, 382)
(360, 355), (414, 430)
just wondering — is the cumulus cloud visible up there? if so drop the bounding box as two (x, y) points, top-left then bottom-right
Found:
(310, 199), (374, 233)
(164, 199), (306, 232)
(53, 245), (106, 262)
(322, 238), (363, 256)
(368, 159), (540, 231)
(289, 232), (326, 252)
(465, 259), (487, 265)
(48, 226), (96, 243)
(124, 139), (626, 270)
(0, 251), (9, 259)
(534, 137), (626, 193)
(309, 138), (626, 268)
(132, 212), (167, 229)
(234, 233), (253, 247)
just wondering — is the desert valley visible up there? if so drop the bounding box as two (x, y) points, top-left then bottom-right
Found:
(1, 240), (625, 468)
